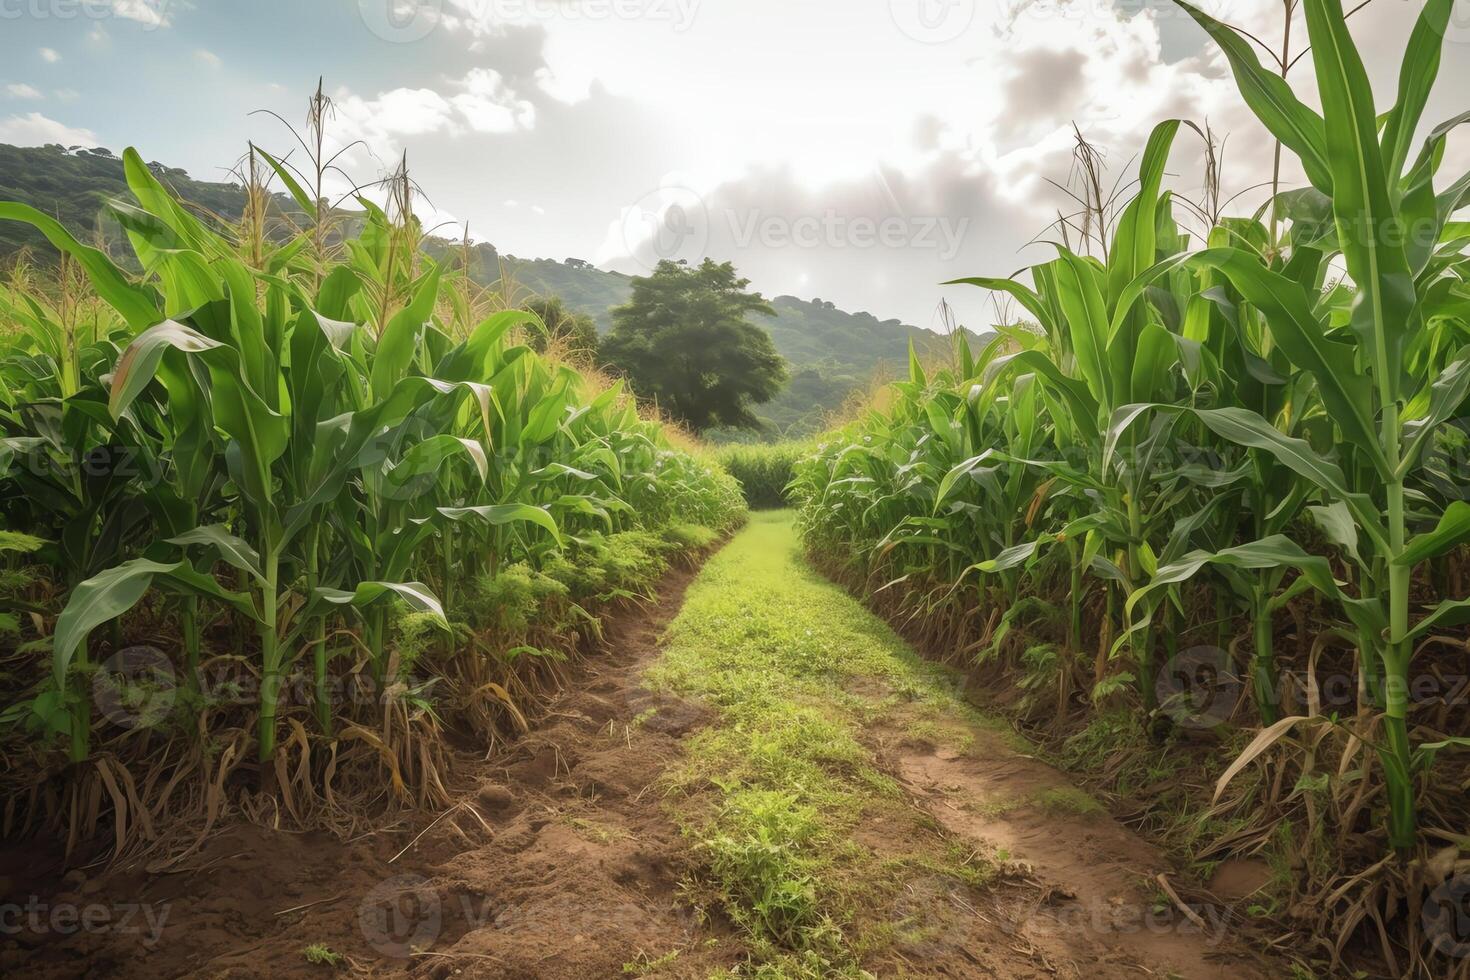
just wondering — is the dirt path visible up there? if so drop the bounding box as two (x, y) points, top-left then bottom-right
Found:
(643, 512), (1274, 979)
(6, 516), (1276, 978)
(871, 703), (1259, 977)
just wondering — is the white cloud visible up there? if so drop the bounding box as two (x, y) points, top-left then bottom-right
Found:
(451, 68), (535, 133)
(105, 0), (174, 28)
(0, 112), (98, 147)
(53, 89), (80, 102)
(598, 155), (1043, 331)
(576, 1), (1314, 325)
(333, 69), (536, 152)
(194, 49), (222, 68)
(39, 48), (61, 64)
(5, 84), (43, 100)
(995, 48), (1089, 141)
(533, 65), (591, 105)
(335, 87), (458, 144)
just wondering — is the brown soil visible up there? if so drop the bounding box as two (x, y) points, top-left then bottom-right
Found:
(865, 693), (1274, 979)
(1, 558), (738, 980)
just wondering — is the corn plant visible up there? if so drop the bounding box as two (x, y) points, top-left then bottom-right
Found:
(0, 143), (744, 776)
(1112, 0), (1470, 853)
(794, 0), (1470, 870)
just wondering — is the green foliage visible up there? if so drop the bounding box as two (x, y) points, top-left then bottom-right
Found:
(492, 253), (632, 329)
(664, 522), (721, 550)
(0, 531), (45, 554)
(602, 259), (788, 432)
(463, 563), (572, 638)
(714, 442), (810, 509)
(301, 943), (343, 967)
(520, 294), (599, 360)
(0, 142), (745, 768)
(590, 530), (672, 591)
(391, 610), (446, 671)
(1031, 786), (1103, 816)
(702, 787), (828, 947)
(706, 298), (984, 441)
(794, 0), (1470, 873)
(0, 507), (45, 638)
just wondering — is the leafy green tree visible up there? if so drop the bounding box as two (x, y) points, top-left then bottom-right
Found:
(521, 294), (599, 360)
(602, 259), (787, 432)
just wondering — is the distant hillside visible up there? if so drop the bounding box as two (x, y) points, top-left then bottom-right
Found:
(0, 142), (966, 438)
(0, 143), (253, 259)
(730, 296), (955, 438)
(502, 255), (634, 328)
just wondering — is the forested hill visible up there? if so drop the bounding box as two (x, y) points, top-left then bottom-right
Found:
(0, 143), (251, 254)
(496, 257), (965, 437)
(0, 142), (967, 437)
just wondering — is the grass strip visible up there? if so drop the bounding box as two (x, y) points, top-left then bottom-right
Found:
(647, 511), (1003, 978)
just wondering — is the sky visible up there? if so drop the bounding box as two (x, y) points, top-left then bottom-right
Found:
(2, 0), (1468, 331)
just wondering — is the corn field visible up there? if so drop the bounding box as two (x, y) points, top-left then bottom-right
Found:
(5, 1), (1470, 975)
(793, 0), (1470, 970)
(0, 126), (744, 845)
(714, 442), (812, 509)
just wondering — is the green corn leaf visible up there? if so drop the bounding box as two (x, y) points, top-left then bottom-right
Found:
(1174, 0), (1332, 191)
(1051, 248), (1112, 409)
(371, 263), (444, 399)
(524, 384), (571, 445)
(1412, 737), (1470, 773)
(1306, 500), (1363, 567)
(1189, 248), (1387, 477)
(1396, 501), (1470, 567)
(1128, 536), (1350, 626)
(108, 319), (224, 419)
(437, 503), (564, 546)
(532, 462), (599, 483)
(53, 559), (259, 686)
(1192, 407), (1364, 514)
(314, 581), (448, 628)
(251, 144), (318, 219)
(1107, 120), (1181, 309)
(933, 450), (998, 515)
(0, 203), (159, 329)
(110, 317), (289, 508)
(387, 434), (489, 487)
(167, 524), (267, 586)
(121, 149), (214, 255)
(1380, 0), (1454, 181)
(1303, 0), (1417, 401)
(986, 350), (1100, 442)
(1402, 353), (1470, 475)
(1408, 594), (1470, 641)
(907, 338), (925, 387)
